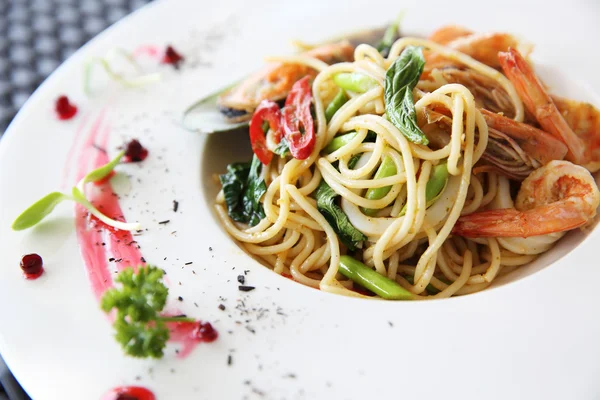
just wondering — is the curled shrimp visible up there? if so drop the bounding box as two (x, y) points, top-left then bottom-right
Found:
(428, 25), (473, 45)
(217, 41), (354, 118)
(553, 96), (600, 172)
(452, 160), (600, 238)
(498, 48), (588, 165)
(428, 31), (524, 69)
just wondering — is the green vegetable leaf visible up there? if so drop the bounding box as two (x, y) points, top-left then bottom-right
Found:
(316, 180), (367, 251)
(101, 265), (193, 359)
(384, 45), (428, 145)
(220, 155), (267, 226)
(424, 161), (449, 207)
(325, 89), (349, 122)
(273, 137), (290, 157)
(376, 13), (403, 57)
(347, 154), (362, 170)
(400, 161), (449, 216)
(11, 192), (69, 231)
(81, 150), (125, 184)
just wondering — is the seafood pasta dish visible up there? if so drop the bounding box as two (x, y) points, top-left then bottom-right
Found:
(203, 24), (600, 300)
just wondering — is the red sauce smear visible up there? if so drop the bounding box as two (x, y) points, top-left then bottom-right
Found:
(167, 320), (218, 357)
(68, 112), (216, 358)
(20, 254), (44, 280)
(55, 95), (78, 120)
(123, 139), (148, 162)
(102, 386), (155, 400)
(132, 45), (161, 58)
(72, 113), (145, 299)
(162, 45), (184, 68)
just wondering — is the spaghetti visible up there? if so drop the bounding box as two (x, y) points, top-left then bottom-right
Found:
(213, 26), (600, 300)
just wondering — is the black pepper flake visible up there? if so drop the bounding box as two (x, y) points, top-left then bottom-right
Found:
(194, 302), (199, 308)
(173, 200), (179, 212)
(108, 257), (115, 262)
(218, 304), (226, 311)
(141, 257), (146, 263)
(237, 275), (245, 284)
(177, 296), (183, 301)
(388, 321), (394, 327)
(227, 354), (233, 366)
(208, 246), (213, 251)
(158, 220), (170, 225)
(246, 326), (256, 334)
(238, 285), (255, 292)
(185, 262), (193, 265)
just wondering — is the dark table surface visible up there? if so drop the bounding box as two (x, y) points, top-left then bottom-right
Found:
(0, 1), (152, 397)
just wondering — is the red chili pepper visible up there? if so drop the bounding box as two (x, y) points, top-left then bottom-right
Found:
(282, 76), (315, 160)
(249, 100), (282, 165)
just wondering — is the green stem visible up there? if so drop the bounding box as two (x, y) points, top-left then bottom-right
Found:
(362, 155), (397, 216)
(338, 255), (413, 300)
(399, 161), (449, 216)
(325, 89), (349, 122)
(322, 131), (358, 154)
(158, 316), (196, 323)
(71, 187), (141, 231)
(333, 72), (378, 93)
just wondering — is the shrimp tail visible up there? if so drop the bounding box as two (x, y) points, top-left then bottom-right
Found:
(498, 48), (587, 164)
(453, 203), (591, 238)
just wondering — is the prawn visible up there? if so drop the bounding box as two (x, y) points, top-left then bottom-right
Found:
(217, 41), (354, 119)
(498, 48), (588, 165)
(553, 96), (600, 172)
(428, 30), (523, 69)
(428, 25), (473, 45)
(452, 160), (600, 238)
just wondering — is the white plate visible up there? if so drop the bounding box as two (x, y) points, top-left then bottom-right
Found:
(1, 0), (600, 399)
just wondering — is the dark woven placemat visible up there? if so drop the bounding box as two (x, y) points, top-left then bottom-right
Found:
(0, 0), (153, 134)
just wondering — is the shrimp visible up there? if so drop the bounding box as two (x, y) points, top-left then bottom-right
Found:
(428, 25), (473, 45)
(452, 160), (600, 237)
(498, 48), (588, 165)
(553, 96), (600, 172)
(428, 32), (523, 69)
(217, 41), (354, 120)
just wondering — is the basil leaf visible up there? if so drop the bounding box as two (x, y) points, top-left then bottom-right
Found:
(12, 192), (69, 231)
(82, 150), (125, 184)
(315, 180), (366, 251)
(384, 46), (428, 145)
(220, 155), (267, 226)
(242, 156), (267, 226)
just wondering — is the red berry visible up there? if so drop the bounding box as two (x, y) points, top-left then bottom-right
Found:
(123, 139), (148, 162)
(162, 45), (184, 68)
(55, 95), (78, 120)
(194, 321), (218, 342)
(20, 254), (44, 279)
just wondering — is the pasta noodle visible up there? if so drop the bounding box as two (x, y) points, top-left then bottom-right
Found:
(213, 29), (600, 300)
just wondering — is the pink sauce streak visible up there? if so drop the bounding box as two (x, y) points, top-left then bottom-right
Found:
(132, 45), (161, 59)
(72, 111), (144, 300)
(67, 111), (209, 357)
